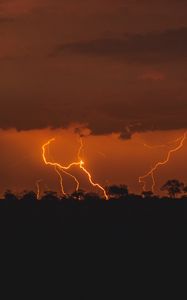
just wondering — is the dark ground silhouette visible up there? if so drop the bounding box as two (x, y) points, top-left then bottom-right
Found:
(1, 183), (187, 250)
(1, 183), (187, 297)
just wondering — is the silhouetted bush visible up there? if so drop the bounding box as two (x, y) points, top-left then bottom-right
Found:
(161, 179), (185, 198)
(107, 184), (128, 198)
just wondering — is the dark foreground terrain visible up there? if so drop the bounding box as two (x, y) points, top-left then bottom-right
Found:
(1, 192), (187, 297)
(1, 193), (187, 248)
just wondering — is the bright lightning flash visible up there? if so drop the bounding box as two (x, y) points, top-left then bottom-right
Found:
(42, 138), (108, 200)
(54, 166), (66, 196)
(139, 132), (187, 193)
(42, 139), (80, 196)
(77, 136), (109, 200)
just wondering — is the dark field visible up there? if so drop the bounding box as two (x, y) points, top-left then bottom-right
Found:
(1, 192), (187, 296)
(1, 192), (187, 250)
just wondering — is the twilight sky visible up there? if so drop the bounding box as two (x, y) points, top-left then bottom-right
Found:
(1, 0), (187, 196)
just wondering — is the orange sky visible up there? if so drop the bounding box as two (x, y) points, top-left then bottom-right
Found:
(1, 128), (187, 197)
(1, 1), (187, 197)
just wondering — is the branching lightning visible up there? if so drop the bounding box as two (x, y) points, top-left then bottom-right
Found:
(77, 136), (109, 200)
(144, 143), (167, 149)
(42, 139), (81, 170)
(42, 137), (108, 200)
(143, 135), (185, 150)
(42, 139), (80, 196)
(56, 167), (80, 194)
(139, 132), (187, 193)
(54, 166), (66, 196)
(80, 161), (108, 200)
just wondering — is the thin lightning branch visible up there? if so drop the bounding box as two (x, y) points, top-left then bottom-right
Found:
(143, 134), (185, 150)
(79, 161), (109, 200)
(63, 169), (80, 191)
(151, 171), (156, 193)
(144, 143), (167, 149)
(77, 137), (109, 200)
(48, 140), (80, 194)
(58, 167), (80, 192)
(42, 139), (81, 170)
(36, 179), (42, 200)
(42, 137), (108, 200)
(54, 166), (66, 196)
(139, 132), (187, 193)
(42, 138), (81, 193)
(77, 136), (84, 161)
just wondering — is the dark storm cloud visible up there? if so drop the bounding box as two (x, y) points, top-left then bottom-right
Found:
(0, 17), (14, 23)
(56, 27), (187, 63)
(2, 90), (187, 139)
(1, 0), (187, 138)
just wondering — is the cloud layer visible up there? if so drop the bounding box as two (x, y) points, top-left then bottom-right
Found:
(0, 0), (187, 138)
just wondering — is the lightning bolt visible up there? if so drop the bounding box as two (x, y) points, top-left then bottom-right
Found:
(151, 170), (156, 193)
(42, 137), (108, 200)
(77, 136), (84, 161)
(143, 134), (185, 150)
(54, 166), (66, 196)
(47, 140), (80, 195)
(36, 179), (42, 200)
(144, 143), (167, 149)
(79, 161), (109, 200)
(55, 166), (80, 195)
(77, 136), (109, 200)
(42, 138), (81, 170)
(139, 132), (187, 193)
(42, 139), (80, 195)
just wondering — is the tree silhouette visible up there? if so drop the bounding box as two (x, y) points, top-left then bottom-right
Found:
(4, 189), (18, 202)
(161, 179), (184, 198)
(107, 184), (128, 198)
(84, 192), (101, 202)
(42, 191), (59, 203)
(183, 186), (187, 194)
(71, 189), (85, 201)
(142, 191), (154, 198)
(22, 191), (37, 203)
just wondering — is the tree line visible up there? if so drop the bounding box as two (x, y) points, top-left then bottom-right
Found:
(2, 179), (187, 202)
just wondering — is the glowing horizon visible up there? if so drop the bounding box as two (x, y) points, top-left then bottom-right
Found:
(1, 128), (187, 198)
